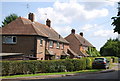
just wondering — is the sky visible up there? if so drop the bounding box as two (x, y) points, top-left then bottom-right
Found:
(0, 0), (119, 51)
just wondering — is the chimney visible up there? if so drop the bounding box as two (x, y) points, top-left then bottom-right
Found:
(46, 19), (51, 27)
(28, 13), (34, 22)
(80, 32), (83, 37)
(71, 29), (75, 34)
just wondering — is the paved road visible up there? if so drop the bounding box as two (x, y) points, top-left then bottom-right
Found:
(45, 70), (119, 79)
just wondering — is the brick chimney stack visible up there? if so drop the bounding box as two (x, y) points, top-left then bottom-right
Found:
(28, 13), (34, 22)
(71, 29), (75, 34)
(80, 32), (83, 37)
(46, 19), (51, 27)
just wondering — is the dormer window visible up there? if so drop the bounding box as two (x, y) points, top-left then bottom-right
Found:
(2, 36), (17, 44)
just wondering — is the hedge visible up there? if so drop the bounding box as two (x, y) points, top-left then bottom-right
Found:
(1, 59), (88, 76)
(1, 56), (118, 76)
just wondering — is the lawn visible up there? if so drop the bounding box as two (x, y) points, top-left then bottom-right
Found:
(1, 69), (104, 79)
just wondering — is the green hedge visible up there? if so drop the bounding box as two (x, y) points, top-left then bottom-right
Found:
(1, 56), (118, 76)
(1, 59), (88, 76)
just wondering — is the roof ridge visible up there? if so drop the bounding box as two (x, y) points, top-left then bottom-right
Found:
(75, 34), (94, 47)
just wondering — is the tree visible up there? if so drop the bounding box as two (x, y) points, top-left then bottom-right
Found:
(86, 47), (101, 57)
(1, 14), (19, 27)
(100, 38), (120, 57)
(111, 2), (120, 34)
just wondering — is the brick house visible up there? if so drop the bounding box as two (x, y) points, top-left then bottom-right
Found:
(65, 29), (94, 58)
(0, 13), (69, 60)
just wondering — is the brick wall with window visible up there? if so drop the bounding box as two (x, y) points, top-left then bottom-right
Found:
(2, 36), (36, 56)
(36, 37), (46, 60)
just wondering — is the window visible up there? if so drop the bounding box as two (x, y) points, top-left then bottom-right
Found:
(40, 39), (43, 46)
(49, 41), (53, 47)
(29, 54), (34, 57)
(2, 36), (17, 44)
(56, 42), (60, 48)
(61, 43), (64, 49)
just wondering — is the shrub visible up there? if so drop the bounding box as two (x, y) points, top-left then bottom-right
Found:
(1, 57), (114, 76)
(86, 58), (92, 69)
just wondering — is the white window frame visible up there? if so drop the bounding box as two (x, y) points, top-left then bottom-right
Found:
(2, 36), (17, 44)
(56, 42), (60, 49)
(49, 41), (53, 47)
(61, 43), (64, 49)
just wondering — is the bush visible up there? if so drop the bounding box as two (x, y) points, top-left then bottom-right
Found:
(86, 58), (92, 69)
(1, 56), (113, 76)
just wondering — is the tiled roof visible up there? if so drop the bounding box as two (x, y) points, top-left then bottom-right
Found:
(75, 34), (94, 47)
(0, 17), (69, 44)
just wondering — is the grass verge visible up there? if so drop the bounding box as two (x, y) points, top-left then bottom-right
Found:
(1, 69), (104, 79)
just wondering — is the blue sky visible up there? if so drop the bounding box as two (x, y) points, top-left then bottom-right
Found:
(0, 0), (119, 50)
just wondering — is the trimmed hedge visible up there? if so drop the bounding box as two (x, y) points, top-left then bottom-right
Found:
(1, 56), (118, 76)
(1, 59), (87, 76)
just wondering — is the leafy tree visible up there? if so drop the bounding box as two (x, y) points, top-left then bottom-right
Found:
(86, 47), (101, 57)
(112, 17), (120, 34)
(1, 14), (19, 27)
(100, 38), (120, 57)
(111, 2), (120, 34)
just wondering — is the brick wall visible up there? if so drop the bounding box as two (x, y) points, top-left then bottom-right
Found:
(36, 37), (46, 60)
(2, 36), (36, 56)
(46, 41), (69, 59)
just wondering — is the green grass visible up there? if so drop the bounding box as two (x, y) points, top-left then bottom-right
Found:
(1, 69), (103, 79)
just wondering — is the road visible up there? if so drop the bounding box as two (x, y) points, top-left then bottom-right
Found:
(45, 70), (120, 79)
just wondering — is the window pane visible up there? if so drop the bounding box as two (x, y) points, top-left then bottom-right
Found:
(6, 37), (13, 43)
(13, 37), (16, 42)
(40, 39), (43, 45)
(56, 42), (60, 48)
(49, 41), (53, 47)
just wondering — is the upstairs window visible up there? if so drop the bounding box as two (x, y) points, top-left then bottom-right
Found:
(56, 42), (60, 49)
(61, 43), (64, 49)
(49, 41), (53, 47)
(40, 39), (43, 46)
(2, 36), (17, 44)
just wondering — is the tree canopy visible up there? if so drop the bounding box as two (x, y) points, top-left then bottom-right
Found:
(112, 17), (120, 34)
(1, 14), (19, 27)
(86, 47), (101, 57)
(100, 38), (120, 57)
(111, 2), (120, 34)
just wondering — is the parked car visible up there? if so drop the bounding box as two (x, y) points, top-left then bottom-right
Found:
(92, 57), (110, 69)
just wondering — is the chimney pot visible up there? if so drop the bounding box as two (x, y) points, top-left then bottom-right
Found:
(71, 29), (75, 34)
(28, 13), (34, 22)
(80, 32), (83, 36)
(46, 19), (51, 27)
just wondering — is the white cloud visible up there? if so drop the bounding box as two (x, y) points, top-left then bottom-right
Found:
(53, 25), (72, 37)
(35, 1), (109, 27)
(93, 30), (117, 38)
(85, 8), (108, 19)
(81, 24), (95, 31)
